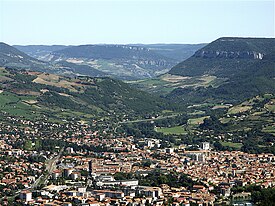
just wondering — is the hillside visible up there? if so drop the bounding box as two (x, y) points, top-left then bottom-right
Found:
(1, 43), (110, 78)
(134, 43), (207, 61)
(13, 43), (207, 80)
(0, 67), (170, 122)
(42, 44), (176, 80)
(54, 61), (108, 77)
(169, 37), (275, 77)
(0, 42), (47, 70)
(133, 38), (275, 105)
(13, 45), (70, 61)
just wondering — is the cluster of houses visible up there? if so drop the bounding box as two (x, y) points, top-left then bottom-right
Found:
(0, 115), (274, 205)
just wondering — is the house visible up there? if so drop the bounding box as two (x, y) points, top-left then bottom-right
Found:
(20, 190), (32, 202)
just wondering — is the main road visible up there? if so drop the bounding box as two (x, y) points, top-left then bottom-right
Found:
(31, 147), (64, 189)
(0, 147), (64, 202)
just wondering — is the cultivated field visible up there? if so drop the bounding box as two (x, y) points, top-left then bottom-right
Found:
(155, 125), (187, 135)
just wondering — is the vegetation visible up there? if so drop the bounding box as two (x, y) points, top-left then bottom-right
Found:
(232, 185), (275, 206)
(131, 38), (275, 106)
(169, 37), (275, 77)
(155, 125), (187, 135)
(0, 38), (274, 156)
(0, 67), (174, 122)
(48, 44), (176, 80)
(114, 170), (199, 188)
(138, 170), (198, 188)
(251, 187), (275, 206)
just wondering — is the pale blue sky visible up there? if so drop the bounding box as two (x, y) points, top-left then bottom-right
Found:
(0, 0), (274, 45)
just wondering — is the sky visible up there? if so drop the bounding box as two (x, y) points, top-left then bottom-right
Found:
(0, 0), (274, 45)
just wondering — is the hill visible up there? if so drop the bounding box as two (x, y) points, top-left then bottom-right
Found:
(1, 43), (109, 78)
(132, 38), (275, 105)
(168, 38), (275, 103)
(13, 43), (207, 80)
(42, 44), (176, 80)
(0, 67), (170, 122)
(13, 45), (70, 61)
(169, 37), (275, 77)
(53, 61), (108, 77)
(0, 42), (47, 70)
(132, 43), (207, 61)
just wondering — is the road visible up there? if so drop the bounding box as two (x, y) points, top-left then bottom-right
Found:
(0, 148), (64, 202)
(118, 114), (179, 124)
(31, 147), (64, 189)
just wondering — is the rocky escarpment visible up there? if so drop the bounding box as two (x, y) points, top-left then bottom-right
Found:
(193, 50), (264, 60)
(168, 37), (275, 77)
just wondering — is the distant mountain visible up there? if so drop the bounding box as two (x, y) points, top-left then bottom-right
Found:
(13, 45), (70, 61)
(15, 44), (206, 62)
(43, 44), (176, 80)
(1, 43), (108, 78)
(132, 38), (275, 104)
(132, 43), (207, 61)
(14, 43), (206, 80)
(169, 37), (275, 77)
(0, 42), (47, 70)
(166, 37), (275, 103)
(54, 61), (108, 77)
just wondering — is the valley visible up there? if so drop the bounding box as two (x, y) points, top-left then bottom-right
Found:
(13, 44), (206, 80)
(0, 37), (274, 206)
(1, 0), (274, 205)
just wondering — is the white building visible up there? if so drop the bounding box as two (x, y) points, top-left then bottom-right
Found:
(20, 190), (32, 202)
(66, 147), (74, 154)
(146, 138), (161, 149)
(166, 148), (174, 153)
(135, 186), (163, 199)
(78, 187), (87, 193)
(201, 142), (210, 150)
(96, 179), (138, 187)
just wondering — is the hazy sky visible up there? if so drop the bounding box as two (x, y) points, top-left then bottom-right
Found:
(0, 0), (274, 45)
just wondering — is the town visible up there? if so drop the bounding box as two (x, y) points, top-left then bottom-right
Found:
(1, 0), (274, 205)
(0, 114), (274, 206)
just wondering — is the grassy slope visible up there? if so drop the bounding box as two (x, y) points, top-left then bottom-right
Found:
(129, 74), (227, 95)
(157, 38), (275, 105)
(169, 37), (275, 77)
(0, 68), (170, 122)
(220, 94), (275, 136)
(155, 125), (187, 135)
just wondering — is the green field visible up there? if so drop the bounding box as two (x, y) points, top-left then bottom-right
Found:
(131, 78), (175, 94)
(0, 91), (96, 122)
(228, 105), (252, 114)
(262, 125), (275, 135)
(155, 125), (187, 135)
(130, 74), (228, 95)
(187, 110), (205, 115)
(161, 110), (174, 114)
(0, 92), (39, 118)
(0, 67), (9, 76)
(221, 141), (243, 149)
(187, 116), (209, 126)
(265, 100), (275, 113)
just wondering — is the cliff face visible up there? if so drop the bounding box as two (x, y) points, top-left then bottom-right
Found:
(169, 37), (275, 77)
(193, 50), (264, 60)
(165, 37), (275, 105)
